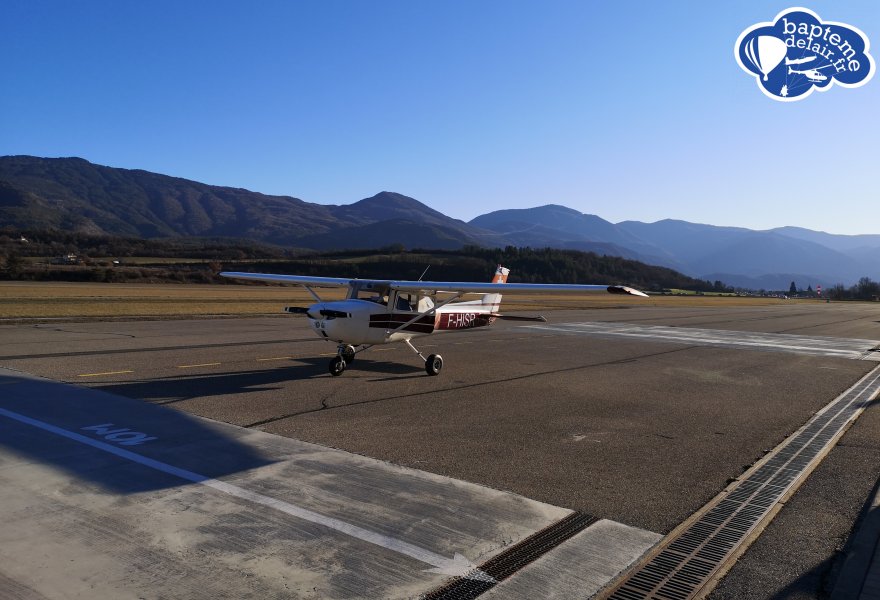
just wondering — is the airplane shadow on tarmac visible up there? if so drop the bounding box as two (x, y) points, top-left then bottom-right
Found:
(92, 357), (428, 406)
(0, 371), (275, 495)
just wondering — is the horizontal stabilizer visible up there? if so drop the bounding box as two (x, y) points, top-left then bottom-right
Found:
(492, 314), (547, 322)
(607, 286), (649, 297)
(284, 306), (310, 314)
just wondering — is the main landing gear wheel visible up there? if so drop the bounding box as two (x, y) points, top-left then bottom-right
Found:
(425, 354), (443, 376)
(341, 345), (356, 364)
(329, 356), (346, 376)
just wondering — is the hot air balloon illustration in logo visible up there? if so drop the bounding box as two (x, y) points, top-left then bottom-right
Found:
(743, 36), (787, 81)
(735, 7), (874, 102)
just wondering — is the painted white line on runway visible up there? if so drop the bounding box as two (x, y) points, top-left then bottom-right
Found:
(0, 406), (493, 582)
(77, 370), (134, 378)
(523, 322), (880, 361)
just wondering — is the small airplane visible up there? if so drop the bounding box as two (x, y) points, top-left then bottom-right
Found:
(785, 55), (816, 66)
(221, 266), (648, 376)
(788, 64), (832, 83)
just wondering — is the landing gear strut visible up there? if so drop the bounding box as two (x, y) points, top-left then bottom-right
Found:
(405, 339), (443, 376)
(328, 341), (442, 377)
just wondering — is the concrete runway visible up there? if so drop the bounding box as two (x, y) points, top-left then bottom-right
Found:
(2, 300), (880, 598)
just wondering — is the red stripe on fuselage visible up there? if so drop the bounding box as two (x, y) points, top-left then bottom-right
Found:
(369, 313), (436, 334)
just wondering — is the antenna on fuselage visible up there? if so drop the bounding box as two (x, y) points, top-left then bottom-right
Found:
(418, 265), (430, 281)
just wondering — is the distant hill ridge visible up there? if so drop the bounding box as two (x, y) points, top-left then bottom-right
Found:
(0, 156), (488, 250)
(1, 155), (878, 288)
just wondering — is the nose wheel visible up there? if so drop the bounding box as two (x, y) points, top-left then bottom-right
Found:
(329, 355), (346, 376)
(329, 344), (359, 376)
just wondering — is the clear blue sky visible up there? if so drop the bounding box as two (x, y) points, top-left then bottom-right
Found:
(2, 1), (878, 234)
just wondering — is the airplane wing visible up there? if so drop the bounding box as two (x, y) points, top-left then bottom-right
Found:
(219, 272), (391, 288)
(390, 281), (649, 297)
(220, 272), (648, 297)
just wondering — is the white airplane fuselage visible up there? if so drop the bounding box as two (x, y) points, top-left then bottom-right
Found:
(307, 298), (495, 346)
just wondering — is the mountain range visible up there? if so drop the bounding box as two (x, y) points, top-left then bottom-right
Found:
(1, 155), (877, 289)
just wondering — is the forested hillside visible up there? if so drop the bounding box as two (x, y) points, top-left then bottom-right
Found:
(0, 229), (719, 292)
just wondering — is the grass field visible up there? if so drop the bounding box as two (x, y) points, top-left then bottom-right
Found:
(0, 281), (798, 320)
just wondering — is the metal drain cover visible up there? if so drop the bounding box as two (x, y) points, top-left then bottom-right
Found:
(602, 366), (880, 600)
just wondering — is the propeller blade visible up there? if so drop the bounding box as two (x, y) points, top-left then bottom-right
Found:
(284, 306), (348, 319)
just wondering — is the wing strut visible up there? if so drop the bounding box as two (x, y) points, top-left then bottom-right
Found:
(384, 293), (464, 336)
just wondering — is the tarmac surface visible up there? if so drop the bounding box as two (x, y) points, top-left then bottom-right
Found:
(2, 300), (880, 598)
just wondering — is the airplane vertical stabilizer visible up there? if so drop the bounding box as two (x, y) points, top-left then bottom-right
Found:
(481, 265), (510, 311)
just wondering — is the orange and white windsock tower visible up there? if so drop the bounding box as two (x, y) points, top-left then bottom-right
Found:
(491, 265), (510, 284)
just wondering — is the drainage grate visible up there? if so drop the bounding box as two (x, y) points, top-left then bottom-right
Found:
(421, 511), (598, 600)
(603, 365), (880, 600)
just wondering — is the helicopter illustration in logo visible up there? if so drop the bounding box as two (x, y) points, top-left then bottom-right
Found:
(786, 56), (834, 83)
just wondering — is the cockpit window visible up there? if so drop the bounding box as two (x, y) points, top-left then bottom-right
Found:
(351, 286), (389, 305)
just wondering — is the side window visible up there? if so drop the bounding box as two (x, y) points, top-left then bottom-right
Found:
(417, 296), (434, 312)
(396, 294), (414, 312)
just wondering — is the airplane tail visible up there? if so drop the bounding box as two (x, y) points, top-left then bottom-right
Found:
(481, 265), (509, 311)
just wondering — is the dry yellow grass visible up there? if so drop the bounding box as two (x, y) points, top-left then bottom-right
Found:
(0, 282), (344, 319)
(0, 281), (795, 320)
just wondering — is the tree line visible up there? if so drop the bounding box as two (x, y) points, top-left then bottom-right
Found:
(827, 278), (880, 301)
(4, 228), (876, 299)
(0, 229), (715, 290)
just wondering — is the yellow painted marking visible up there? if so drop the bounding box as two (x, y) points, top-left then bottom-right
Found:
(77, 370), (134, 378)
(319, 353), (336, 357)
(177, 363), (221, 369)
(373, 348), (394, 352)
(256, 356), (293, 362)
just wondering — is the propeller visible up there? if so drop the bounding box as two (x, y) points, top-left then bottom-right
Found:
(284, 306), (348, 319)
